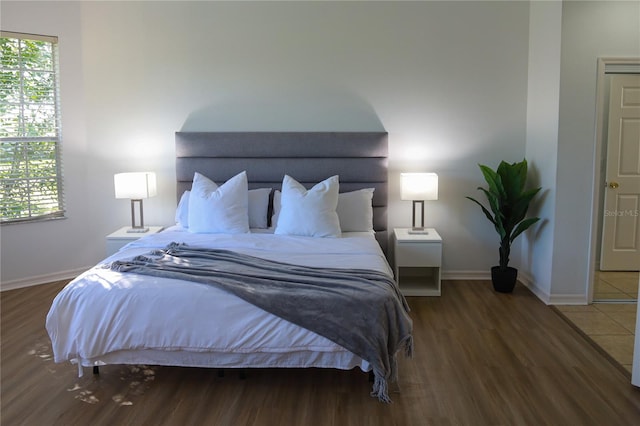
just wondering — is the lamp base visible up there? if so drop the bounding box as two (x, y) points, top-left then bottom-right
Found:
(128, 199), (148, 233)
(126, 227), (149, 233)
(408, 227), (430, 235)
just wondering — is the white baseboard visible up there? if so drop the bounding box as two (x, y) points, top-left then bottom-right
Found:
(443, 269), (589, 306)
(518, 272), (551, 304)
(0, 267), (89, 292)
(545, 293), (590, 305)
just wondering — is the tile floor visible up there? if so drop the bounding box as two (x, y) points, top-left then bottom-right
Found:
(555, 271), (639, 374)
(593, 271), (639, 301)
(556, 302), (636, 374)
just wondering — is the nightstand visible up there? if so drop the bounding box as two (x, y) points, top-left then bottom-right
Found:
(393, 228), (442, 296)
(106, 226), (164, 256)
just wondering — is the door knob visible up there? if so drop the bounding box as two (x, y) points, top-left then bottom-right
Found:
(608, 181), (619, 189)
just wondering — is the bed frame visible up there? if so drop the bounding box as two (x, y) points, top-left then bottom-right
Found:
(175, 132), (389, 253)
(88, 132), (389, 379)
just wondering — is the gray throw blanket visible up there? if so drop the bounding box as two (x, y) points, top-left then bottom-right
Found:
(109, 243), (413, 402)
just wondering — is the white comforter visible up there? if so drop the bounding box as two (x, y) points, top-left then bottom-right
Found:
(46, 227), (393, 373)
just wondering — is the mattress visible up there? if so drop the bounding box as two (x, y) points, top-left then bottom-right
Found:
(46, 227), (394, 375)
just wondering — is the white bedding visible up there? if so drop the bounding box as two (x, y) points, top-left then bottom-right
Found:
(46, 227), (393, 375)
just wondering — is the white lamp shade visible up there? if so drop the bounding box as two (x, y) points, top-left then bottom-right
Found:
(114, 172), (157, 199)
(400, 173), (438, 201)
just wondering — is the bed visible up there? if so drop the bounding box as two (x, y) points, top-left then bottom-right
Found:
(46, 132), (412, 402)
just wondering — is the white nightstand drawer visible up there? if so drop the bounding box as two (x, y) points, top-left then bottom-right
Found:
(106, 226), (164, 256)
(393, 228), (443, 297)
(395, 243), (442, 267)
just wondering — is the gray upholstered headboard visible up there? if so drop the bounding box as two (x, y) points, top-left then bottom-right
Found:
(175, 132), (389, 253)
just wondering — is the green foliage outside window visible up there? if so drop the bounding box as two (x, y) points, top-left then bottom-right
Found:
(1, 33), (64, 223)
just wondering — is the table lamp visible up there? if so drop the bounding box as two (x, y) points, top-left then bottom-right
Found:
(400, 172), (438, 234)
(114, 172), (157, 233)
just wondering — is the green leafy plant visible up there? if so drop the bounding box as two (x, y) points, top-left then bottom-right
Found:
(466, 159), (541, 272)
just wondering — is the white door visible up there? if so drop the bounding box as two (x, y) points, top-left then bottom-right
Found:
(600, 74), (640, 271)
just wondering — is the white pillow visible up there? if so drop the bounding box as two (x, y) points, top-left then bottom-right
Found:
(177, 187), (271, 229)
(175, 190), (190, 227)
(336, 188), (375, 232)
(271, 189), (282, 227)
(247, 187), (271, 229)
(274, 175), (341, 238)
(187, 171), (249, 234)
(272, 187), (375, 233)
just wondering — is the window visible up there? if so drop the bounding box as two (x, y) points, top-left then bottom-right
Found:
(0, 31), (64, 223)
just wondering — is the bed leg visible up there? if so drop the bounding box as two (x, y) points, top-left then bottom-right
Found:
(238, 369), (246, 380)
(93, 366), (100, 375)
(217, 369), (224, 378)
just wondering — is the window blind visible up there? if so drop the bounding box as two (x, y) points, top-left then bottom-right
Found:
(1, 31), (65, 223)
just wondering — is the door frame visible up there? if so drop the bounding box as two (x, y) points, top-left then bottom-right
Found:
(588, 57), (640, 303)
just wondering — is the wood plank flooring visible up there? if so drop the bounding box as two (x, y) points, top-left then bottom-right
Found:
(2, 279), (640, 425)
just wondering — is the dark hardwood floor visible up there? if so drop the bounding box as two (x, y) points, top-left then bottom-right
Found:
(2, 279), (640, 425)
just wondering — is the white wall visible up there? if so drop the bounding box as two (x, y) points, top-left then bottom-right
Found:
(522, 1), (562, 299)
(551, 0), (639, 302)
(0, 2), (92, 286)
(2, 1), (531, 288)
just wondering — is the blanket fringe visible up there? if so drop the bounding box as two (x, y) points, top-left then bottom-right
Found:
(371, 373), (392, 403)
(405, 334), (414, 358)
(372, 335), (413, 403)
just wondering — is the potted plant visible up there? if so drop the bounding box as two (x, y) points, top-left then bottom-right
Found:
(466, 159), (541, 293)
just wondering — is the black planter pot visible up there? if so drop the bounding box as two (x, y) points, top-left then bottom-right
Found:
(491, 266), (518, 293)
